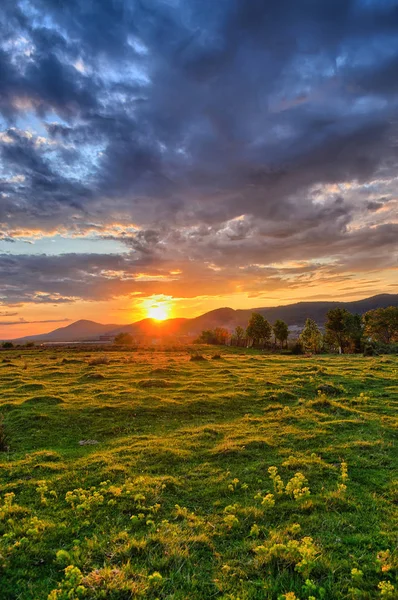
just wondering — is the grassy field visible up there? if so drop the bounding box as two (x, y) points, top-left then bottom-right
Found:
(0, 347), (397, 599)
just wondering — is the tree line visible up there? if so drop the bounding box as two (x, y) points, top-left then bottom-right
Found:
(195, 306), (398, 354)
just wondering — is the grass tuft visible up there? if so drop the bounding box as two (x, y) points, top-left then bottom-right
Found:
(190, 352), (207, 361)
(138, 378), (172, 388)
(88, 356), (110, 366)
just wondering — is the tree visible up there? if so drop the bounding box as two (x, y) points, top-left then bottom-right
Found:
(364, 307), (398, 344)
(299, 319), (322, 353)
(196, 328), (229, 345)
(195, 330), (214, 344)
(233, 326), (245, 347)
(343, 313), (364, 353)
(114, 333), (134, 345)
(325, 308), (350, 354)
(273, 319), (289, 348)
(213, 327), (229, 345)
(246, 313), (272, 348)
(2, 341), (13, 349)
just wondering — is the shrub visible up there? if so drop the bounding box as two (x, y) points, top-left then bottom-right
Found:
(291, 342), (303, 355)
(374, 342), (398, 355)
(363, 344), (377, 357)
(114, 332), (135, 346)
(88, 355), (110, 366)
(190, 353), (207, 361)
(195, 328), (229, 345)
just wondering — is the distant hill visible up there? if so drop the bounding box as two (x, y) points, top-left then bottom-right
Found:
(107, 317), (188, 337)
(180, 307), (239, 335)
(254, 294), (398, 327)
(180, 294), (398, 334)
(14, 294), (398, 342)
(16, 320), (120, 343)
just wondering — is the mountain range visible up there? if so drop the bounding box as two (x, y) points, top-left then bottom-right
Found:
(12, 294), (398, 343)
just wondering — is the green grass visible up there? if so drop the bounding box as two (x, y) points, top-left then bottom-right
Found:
(0, 348), (397, 599)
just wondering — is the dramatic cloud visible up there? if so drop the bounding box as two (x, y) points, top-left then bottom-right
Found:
(0, 318), (70, 326)
(0, 0), (397, 314)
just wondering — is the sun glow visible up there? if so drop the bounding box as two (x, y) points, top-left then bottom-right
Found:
(147, 304), (170, 321)
(141, 295), (174, 321)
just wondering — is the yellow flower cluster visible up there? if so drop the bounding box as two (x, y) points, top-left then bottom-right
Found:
(285, 473), (310, 500)
(268, 466), (285, 496)
(254, 535), (320, 579)
(48, 565), (85, 600)
(255, 467), (311, 507)
(0, 492), (16, 520)
(65, 487), (104, 512)
(36, 480), (57, 505)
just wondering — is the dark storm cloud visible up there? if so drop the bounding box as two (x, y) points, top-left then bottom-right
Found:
(0, 0), (397, 303)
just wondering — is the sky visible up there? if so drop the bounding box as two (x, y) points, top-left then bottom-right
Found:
(0, 0), (397, 338)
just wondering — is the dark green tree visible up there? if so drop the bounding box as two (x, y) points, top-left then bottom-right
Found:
(325, 308), (350, 354)
(299, 319), (322, 353)
(343, 313), (364, 353)
(196, 330), (214, 344)
(364, 307), (398, 344)
(273, 319), (289, 348)
(234, 326), (245, 346)
(196, 328), (229, 345)
(246, 313), (272, 347)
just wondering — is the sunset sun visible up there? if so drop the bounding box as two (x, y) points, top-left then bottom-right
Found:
(147, 304), (170, 321)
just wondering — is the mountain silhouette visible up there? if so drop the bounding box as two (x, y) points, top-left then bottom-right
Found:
(13, 294), (398, 342)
